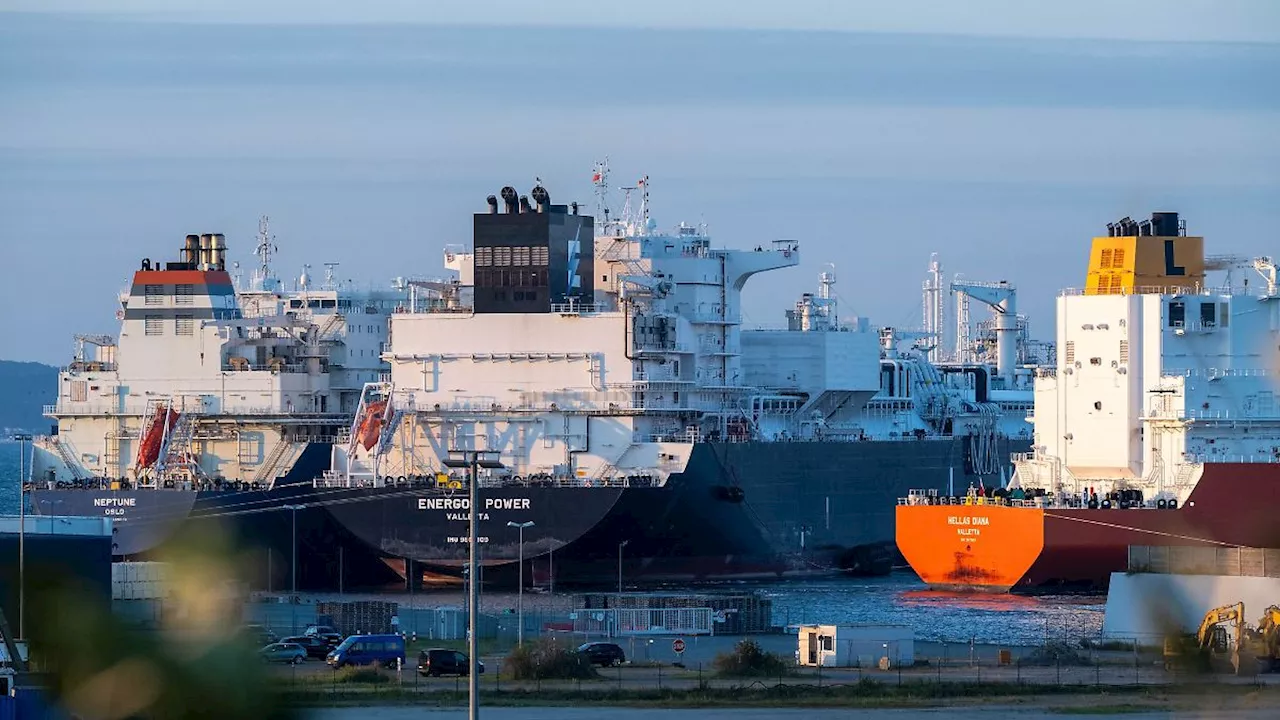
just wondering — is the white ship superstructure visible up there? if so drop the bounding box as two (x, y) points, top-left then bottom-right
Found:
(33, 219), (404, 489)
(339, 168), (1039, 489)
(339, 176), (872, 486)
(1012, 212), (1280, 507)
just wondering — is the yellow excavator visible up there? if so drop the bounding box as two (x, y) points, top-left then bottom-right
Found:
(1255, 605), (1280, 673)
(1163, 602), (1245, 673)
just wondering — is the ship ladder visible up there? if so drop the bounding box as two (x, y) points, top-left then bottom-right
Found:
(254, 436), (297, 485)
(52, 438), (88, 481)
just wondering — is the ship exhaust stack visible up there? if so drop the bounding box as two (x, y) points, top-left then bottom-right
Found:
(531, 185), (550, 213)
(518, 195), (531, 214)
(1151, 211), (1180, 236)
(486, 195), (499, 214)
(199, 234), (214, 270)
(501, 186), (518, 214)
(183, 234), (200, 266)
(212, 233), (226, 271)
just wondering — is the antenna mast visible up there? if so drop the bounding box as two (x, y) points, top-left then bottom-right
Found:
(253, 215), (280, 291)
(592, 159), (611, 231)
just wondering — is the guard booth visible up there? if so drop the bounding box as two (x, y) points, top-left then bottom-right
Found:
(796, 624), (915, 668)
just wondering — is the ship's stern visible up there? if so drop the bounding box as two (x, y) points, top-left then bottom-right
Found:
(895, 499), (1046, 592)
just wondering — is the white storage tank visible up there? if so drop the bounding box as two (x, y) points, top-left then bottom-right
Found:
(796, 624), (915, 668)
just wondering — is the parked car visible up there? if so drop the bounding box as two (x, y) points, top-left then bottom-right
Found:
(241, 624), (278, 647)
(259, 642), (307, 664)
(304, 624), (343, 646)
(326, 634), (406, 669)
(577, 642), (626, 667)
(417, 648), (484, 677)
(280, 636), (331, 659)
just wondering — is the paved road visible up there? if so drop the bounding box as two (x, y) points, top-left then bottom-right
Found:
(308, 706), (1279, 720)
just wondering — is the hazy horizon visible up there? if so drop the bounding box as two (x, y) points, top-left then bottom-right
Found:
(1, 11), (1277, 363)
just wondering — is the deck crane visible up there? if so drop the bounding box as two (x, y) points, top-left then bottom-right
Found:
(951, 280), (1017, 384)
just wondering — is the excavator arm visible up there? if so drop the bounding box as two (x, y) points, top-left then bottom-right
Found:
(1197, 602), (1245, 649)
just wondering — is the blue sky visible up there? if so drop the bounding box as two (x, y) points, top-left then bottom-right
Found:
(0, 4), (1277, 363)
(4, 1), (1279, 42)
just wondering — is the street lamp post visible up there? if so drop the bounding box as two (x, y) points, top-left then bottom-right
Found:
(617, 540), (629, 595)
(283, 504), (306, 634)
(16, 433), (31, 640)
(442, 450), (503, 720)
(506, 521), (534, 646)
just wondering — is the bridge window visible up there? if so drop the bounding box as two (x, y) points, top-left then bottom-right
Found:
(1168, 301), (1185, 328)
(1200, 302), (1216, 327)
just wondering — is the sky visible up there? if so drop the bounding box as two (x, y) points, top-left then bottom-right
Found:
(1, 3), (1278, 363)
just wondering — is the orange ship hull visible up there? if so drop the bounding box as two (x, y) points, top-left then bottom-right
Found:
(896, 502), (1045, 591)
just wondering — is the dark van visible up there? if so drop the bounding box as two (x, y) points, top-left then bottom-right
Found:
(326, 634), (406, 668)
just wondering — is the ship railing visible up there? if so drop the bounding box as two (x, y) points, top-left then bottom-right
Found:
(550, 302), (603, 314)
(1143, 408), (1242, 420)
(222, 362), (306, 373)
(46, 401), (343, 418)
(1171, 367), (1273, 379)
(1186, 453), (1279, 464)
(63, 361), (118, 374)
(1059, 284), (1239, 297)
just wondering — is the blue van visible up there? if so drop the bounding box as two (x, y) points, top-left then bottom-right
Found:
(326, 634), (406, 668)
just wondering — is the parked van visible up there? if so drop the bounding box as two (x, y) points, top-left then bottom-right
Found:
(325, 634), (406, 668)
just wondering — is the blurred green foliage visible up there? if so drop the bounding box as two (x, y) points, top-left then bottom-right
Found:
(27, 519), (300, 720)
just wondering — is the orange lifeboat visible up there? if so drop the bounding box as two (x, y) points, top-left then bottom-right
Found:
(135, 405), (180, 471)
(356, 399), (388, 451)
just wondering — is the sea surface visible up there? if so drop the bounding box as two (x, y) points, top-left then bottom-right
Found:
(0, 440), (21, 515)
(0, 440), (1102, 645)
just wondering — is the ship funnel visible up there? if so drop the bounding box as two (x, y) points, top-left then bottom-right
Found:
(199, 234), (214, 269)
(531, 185), (550, 213)
(500, 186), (519, 214)
(183, 234), (200, 265)
(1151, 211), (1180, 237)
(486, 195), (499, 214)
(212, 233), (226, 271)
(519, 195), (531, 214)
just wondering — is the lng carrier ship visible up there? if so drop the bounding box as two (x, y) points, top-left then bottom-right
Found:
(28, 166), (1042, 589)
(897, 212), (1280, 591)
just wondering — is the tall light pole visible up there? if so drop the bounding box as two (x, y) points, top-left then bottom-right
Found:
(283, 504), (305, 634)
(506, 520), (534, 646)
(442, 450), (503, 720)
(617, 539), (629, 595)
(16, 433), (31, 640)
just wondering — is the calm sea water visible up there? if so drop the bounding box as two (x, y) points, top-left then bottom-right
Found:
(0, 441), (1101, 644)
(0, 441), (21, 515)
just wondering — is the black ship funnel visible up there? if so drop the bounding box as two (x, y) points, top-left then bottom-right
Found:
(531, 185), (550, 213)
(486, 195), (499, 214)
(500, 186), (519, 214)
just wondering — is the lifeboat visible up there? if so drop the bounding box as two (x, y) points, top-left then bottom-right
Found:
(135, 406), (180, 471)
(356, 399), (388, 451)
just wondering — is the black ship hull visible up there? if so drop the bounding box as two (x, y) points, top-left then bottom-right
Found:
(320, 435), (1030, 587)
